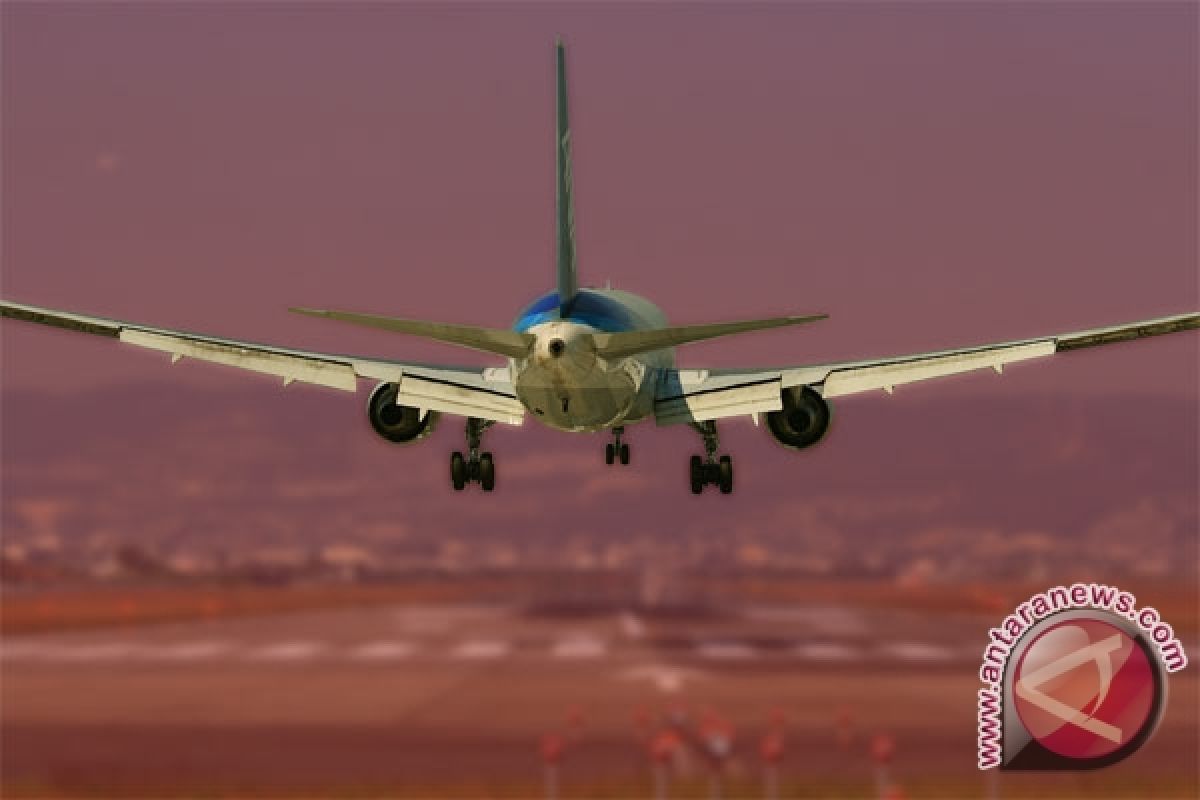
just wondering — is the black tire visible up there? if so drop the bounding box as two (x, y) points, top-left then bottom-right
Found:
(605, 443), (615, 465)
(451, 451), (466, 490)
(718, 455), (733, 494)
(689, 455), (704, 494)
(619, 443), (630, 465)
(479, 452), (495, 491)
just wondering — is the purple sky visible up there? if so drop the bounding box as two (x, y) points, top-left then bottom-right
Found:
(0, 4), (1196, 561)
(2, 3), (1195, 395)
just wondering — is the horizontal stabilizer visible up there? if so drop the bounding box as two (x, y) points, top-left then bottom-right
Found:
(290, 308), (535, 359)
(592, 314), (828, 360)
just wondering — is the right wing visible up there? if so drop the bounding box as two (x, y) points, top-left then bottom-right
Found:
(0, 300), (525, 425)
(655, 312), (1200, 426)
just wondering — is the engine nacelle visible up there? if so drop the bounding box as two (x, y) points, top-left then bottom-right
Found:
(766, 385), (831, 450)
(367, 382), (439, 444)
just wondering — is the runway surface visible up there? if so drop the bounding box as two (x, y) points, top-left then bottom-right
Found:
(3, 602), (1196, 797)
(1, 603), (989, 668)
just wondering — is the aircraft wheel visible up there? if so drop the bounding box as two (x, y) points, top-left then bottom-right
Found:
(689, 455), (704, 494)
(619, 443), (630, 465)
(479, 452), (495, 491)
(718, 455), (733, 494)
(451, 451), (466, 490)
(605, 443), (615, 465)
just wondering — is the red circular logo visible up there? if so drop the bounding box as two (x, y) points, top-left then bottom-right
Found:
(1013, 617), (1157, 760)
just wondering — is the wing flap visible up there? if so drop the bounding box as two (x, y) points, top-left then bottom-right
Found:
(817, 340), (1054, 398)
(396, 373), (525, 425)
(121, 329), (360, 391)
(655, 372), (781, 426)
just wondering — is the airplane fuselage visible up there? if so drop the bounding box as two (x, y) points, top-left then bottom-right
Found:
(511, 288), (671, 432)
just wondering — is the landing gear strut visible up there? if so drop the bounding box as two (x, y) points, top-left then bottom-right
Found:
(605, 427), (631, 466)
(451, 418), (496, 491)
(689, 421), (733, 494)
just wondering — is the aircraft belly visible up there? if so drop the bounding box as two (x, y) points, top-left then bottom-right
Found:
(516, 361), (640, 432)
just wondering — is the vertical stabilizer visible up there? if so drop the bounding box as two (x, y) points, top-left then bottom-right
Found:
(555, 38), (578, 314)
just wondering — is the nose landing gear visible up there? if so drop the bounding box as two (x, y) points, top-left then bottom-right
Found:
(689, 421), (733, 494)
(604, 427), (631, 465)
(451, 418), (496, 491)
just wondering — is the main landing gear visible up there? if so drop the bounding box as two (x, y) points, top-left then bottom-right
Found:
(451, 418), (496, 491)
(689, 421), (733, 494)
(605, 427), (631, 465)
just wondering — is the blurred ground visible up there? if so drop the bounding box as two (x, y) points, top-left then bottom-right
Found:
(2, 585), (1195, 798)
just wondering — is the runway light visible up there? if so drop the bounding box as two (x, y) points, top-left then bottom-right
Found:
(540, 732), (566, 765)
(870, 732), (896, 799)
(699, 712), (735, 800)
(760, 728), (785, 800)
(648, 729), (680, 800)
(870, 732), (895, 765)
(649, 729), (680, 764)
(540, 732), (566, 800)
(759, 729), (785, 763)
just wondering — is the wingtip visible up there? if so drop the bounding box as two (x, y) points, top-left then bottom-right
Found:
(288, 307), (326, 317)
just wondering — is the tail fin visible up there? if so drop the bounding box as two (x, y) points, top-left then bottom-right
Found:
(592, 314), (828, 359)
(555, 38), (578, 314)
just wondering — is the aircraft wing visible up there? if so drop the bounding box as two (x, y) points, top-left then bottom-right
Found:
(654, 312), (1199, 426)
(0, 301), (525, 425)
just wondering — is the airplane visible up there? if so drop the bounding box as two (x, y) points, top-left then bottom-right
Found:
(2, 40), (1198, 495)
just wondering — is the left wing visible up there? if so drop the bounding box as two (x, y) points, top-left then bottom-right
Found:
(655, 312), (1200, 426)
(0, 300), (525, 425)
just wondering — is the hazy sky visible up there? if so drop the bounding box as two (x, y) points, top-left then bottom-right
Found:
(0, 3), (1197, 563)
(2, 2), (1195, 396)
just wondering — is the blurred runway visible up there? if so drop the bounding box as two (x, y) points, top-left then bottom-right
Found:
(3, 602), (1196, 798)
(1, 603), (990, 667)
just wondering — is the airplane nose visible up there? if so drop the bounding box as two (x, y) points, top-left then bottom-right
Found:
(548, 338), (566, 357)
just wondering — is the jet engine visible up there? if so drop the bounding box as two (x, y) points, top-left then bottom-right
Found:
(766, 385), (831, 450)
(367, 382), (439, 443)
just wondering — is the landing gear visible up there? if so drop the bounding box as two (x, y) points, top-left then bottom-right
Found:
(605, 428), (631, 465)
(689, 422), (734, 494)
(451, 451), (466, 490)
(479, 452), (495, 491)
(451, 418), (497, 491)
